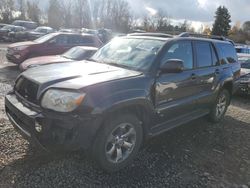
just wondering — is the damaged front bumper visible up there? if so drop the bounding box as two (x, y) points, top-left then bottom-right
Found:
(5, 93), (103, 152)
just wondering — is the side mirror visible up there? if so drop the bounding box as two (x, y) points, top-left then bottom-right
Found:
(160, 59), (184, 73)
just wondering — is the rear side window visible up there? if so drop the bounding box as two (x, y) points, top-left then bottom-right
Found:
(79, 36), (94, 44)
(55, 35), (68, 45)
(195, 41), (213, 68)
(217, 43), (238, 64)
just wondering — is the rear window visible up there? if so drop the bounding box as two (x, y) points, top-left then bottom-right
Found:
(12, 21), (37, 29)
(217, 43), (238, 64)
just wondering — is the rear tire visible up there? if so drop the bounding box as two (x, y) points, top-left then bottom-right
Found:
(92, 114), (143, 172)
(209, 89), (230, 123)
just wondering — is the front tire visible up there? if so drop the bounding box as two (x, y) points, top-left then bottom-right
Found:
(92, 114), (143, 172)
(209, 89), (230, 123)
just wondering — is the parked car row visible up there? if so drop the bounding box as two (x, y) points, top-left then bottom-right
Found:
(6, 32), (102, 64)
(19, 46), (98, 71)
(237, 54), (250, 95)
(0, 20), (37, 42)
(0, 20), (114, 44)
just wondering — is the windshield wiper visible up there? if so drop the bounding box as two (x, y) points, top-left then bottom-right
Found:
(106, 62), (132, 70)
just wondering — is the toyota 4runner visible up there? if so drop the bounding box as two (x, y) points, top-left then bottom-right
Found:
(5, 34), (241, 172)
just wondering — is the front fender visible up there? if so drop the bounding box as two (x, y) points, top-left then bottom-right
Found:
(91, 89), (155, 115)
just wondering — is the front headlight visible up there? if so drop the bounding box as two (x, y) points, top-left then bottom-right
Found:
(14, 46), (28, 51)
(41, 89), (85, 112)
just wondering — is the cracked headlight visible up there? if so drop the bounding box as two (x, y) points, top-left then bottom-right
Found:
(41, 89), (85, 112)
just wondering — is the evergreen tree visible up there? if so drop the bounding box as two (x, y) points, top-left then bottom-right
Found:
(212, 6), (231, 36)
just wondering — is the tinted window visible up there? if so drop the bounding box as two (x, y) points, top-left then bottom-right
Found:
(162, 41), (193, 69)
(55, 35), (68, 45)
(79, 36), (94, 44)
(195, 41), (212, 68)
(211, 45), (219, 65)
(241, 63), (250, 69)
(217, 43), (238, 64)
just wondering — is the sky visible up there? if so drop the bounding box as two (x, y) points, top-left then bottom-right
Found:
(126, 0), (250, 30)
(35, 0), (250, 31)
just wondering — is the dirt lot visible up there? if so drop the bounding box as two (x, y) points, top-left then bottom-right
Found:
(0, 44), (250, 188)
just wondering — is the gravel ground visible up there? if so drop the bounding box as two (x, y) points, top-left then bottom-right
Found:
(0, 44), (250, 188)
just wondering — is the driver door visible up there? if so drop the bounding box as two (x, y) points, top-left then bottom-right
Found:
(43, 35), (69, 55)
(153, 40), (200, 126)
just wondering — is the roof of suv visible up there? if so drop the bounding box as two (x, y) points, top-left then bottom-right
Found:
(125, 34), (234, 45)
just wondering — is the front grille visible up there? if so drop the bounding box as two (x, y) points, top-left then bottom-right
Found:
(239, 82), (248, 89)
(15, 77), (39, 105)
(7, 48), (14, 55)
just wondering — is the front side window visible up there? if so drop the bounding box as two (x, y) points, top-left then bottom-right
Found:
(55, 35), (68, 45)
(162, 41), (193, 70)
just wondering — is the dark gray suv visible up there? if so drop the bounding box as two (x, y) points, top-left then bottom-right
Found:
(5, 33), (241, 172)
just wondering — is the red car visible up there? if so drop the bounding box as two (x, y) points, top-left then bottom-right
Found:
(6, 32), (103, 64)
(19, 46), (98, 71)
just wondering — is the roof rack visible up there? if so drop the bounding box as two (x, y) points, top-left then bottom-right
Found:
(128, 32), (173, 38)
(178, 32), (235, 45)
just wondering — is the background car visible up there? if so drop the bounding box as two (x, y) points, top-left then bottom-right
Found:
(237, 71), (250, 95)
(25, 26), (55, 40)
(12, 20), (38, 30)
(6, 32), (103, 64)
(20, 46), (98, 71)
(6, 26), (27, 42)
(0, 23), (9, 29)
(0, 25), (26, 41)
(236, 56), (250, 95)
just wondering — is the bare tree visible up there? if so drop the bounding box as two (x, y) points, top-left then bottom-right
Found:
(27, 0), (41, 23)
(0, 0), (15, 23)
(156, 9), (170, 32)
(17, 0), (26, 20)
(91, 0), (132, 32)
(47, 0), (63, 29)
(61, 0), (73, 28)
(73, 0), (91, 28)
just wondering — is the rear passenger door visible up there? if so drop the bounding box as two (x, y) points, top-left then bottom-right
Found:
(193, 41), (220, 108)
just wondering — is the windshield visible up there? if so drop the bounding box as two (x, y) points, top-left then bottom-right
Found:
(91, 37), (165, 72)
(62, 47), (88, 60)
(34, 28), (47, 33)
(34, 33), (57, 43)
(2, 25), (14, 30)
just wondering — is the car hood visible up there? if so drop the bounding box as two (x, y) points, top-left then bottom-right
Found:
(20, 55), (71, 70)
(9, 41), (36, 48)
(21, 61), (142, 90)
